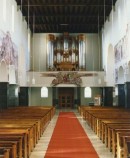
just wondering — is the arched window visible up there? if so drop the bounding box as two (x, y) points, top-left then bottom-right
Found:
(115, 86), (118, 96)
(84, 87), (92, 98)
(41, 87), (48, 98)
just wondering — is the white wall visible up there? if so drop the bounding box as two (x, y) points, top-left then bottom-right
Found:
(29, 87), (53, 106)
(0, 0), (30, 85)
(27, 71), (106, 87)
(85, 34), (101, 71)
(102, 0), (130, 85)
(31, 34), (47, 72)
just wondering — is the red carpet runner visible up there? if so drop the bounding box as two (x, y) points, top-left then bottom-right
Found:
(45, 112), (99, 158)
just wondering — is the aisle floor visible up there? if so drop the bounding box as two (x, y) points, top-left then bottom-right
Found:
(30, 109), (114, 158)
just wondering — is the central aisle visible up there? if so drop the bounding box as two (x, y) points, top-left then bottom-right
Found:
(45, 112), (99, 158)
(30, 109), (113, 158)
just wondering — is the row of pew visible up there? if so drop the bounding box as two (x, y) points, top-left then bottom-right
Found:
(0, 106), (55, 158)
(78, 106), (130, 158)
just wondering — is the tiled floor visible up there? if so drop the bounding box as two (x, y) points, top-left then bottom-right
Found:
(30, 109), (114, 158)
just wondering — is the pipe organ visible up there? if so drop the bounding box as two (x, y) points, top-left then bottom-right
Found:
(47, 33), (85, 71)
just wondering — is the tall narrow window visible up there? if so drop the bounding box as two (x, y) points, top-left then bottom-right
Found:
(41, 87), (48, 98)
(79, 34), (85, 70)
(115, 86), (118, 96)
(47, 34), (54, 70)
(84, 87), (92, 98)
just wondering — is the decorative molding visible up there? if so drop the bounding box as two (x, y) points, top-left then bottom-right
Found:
(41, 72), (97, 86)
(51, 72), (82, 86)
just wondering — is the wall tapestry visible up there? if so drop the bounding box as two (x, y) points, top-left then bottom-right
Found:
(0, 30), (18, 82)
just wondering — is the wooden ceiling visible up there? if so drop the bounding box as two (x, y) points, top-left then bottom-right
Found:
(15, 0), (117, 33)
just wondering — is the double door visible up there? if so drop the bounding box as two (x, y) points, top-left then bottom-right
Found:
(59, 88), (74, 108)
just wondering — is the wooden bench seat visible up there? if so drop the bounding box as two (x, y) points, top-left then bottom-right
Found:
(78, 106), (130, 158)
(0, 122), (36, 149)
(0, 141), (17, 158)
(101, 121), (130, 143)
(0, 136), (22, 158)
(0, 106), (55, 158)
(124, 138), (130, 158)
(116, 132), (130, 158)
(98, 119), (130, 141)
(0, 130), (28, 158)
(0, 148), (10, 158)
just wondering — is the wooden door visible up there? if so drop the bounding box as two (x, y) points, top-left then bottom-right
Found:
(59, 88), (74, 108)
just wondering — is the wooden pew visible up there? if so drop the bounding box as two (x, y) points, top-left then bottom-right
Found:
(0, 136), (22, 158)
(0, 106), (55, 158)
(0, 148), (10, 158)
(0, 141), (17, 158)
(78, 106), (130, 158)
(98, 119), (130, 141)
(0, 130), (28, 158)
(124, 137), (130, 158)
(116, 132), (130, 158)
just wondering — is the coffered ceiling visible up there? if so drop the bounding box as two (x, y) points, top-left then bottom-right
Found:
(15, 0), (117, 33)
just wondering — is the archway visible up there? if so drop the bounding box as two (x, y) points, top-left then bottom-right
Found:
(9, 65), (16, 84)
(106, 44), (114, 86)
(118, 66), (124, 84)
(0, 60), (8, 82)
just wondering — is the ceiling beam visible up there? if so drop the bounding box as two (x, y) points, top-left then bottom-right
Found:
(16, 0), (117, 5)
(29, 23), (103, 26)
(18, 4), (113, 7)
(23, 14), (106, 18)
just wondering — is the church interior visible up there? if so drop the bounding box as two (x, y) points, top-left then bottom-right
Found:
(0, 0), (130, 157)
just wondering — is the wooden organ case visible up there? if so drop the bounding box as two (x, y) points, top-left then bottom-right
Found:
(48, 33), (85, 71)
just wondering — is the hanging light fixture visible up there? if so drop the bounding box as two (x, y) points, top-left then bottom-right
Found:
(92, 33), (95, 85)
(111, 0), (113, 37)
(27, 0), (30, 30)
(98, 7), (101, 85)
(27, 0), (30, 83)
(17, 0), (23, 85)
(3, 0), (6, 21)
(103, 0), (107, 83)
(32, 13), (35, 85)
(104, 0), (105, 25)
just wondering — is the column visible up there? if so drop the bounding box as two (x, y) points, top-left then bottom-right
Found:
(0, 82), (9, 110)
(124, 82), (130, 108)
(19, 87), (29, 106)
(8, 84), (19, 107)
(102, 87), (113, 106)
(118, 84), (125, 108)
